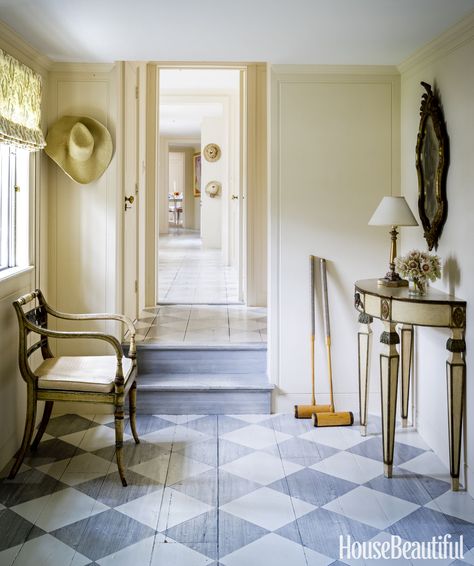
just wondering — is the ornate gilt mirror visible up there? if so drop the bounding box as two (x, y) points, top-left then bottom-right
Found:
(415, 82), (449, 250)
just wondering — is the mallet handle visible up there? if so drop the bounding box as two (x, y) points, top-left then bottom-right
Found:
(320, 258), (335, 410)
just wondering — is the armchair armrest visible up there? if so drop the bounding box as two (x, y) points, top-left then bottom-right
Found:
(44, 306), (137, 358)
(24, 321), (123, 358)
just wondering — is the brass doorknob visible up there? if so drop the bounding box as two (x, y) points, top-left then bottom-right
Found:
(124, 195), (135, 211)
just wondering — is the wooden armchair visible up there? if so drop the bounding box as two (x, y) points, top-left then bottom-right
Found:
(9, 289), (139, 486)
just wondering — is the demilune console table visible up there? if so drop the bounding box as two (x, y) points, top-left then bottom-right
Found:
(354, 279), (466, 491)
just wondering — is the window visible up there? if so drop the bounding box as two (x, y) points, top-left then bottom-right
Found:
(0, 144), (30, 272)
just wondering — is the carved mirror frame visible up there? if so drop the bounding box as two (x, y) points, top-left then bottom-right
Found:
(415, 82), (449, 250)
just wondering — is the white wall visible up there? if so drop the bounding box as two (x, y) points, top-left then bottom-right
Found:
(158, 136), (169, 235)
(270, 67), (400, 413)
(47, 64), (120, 354)
(168, 145), (199, 231)
(399, 14), (474, 491)
(182, 146), (199, 230)
(201, 116), (226, 249)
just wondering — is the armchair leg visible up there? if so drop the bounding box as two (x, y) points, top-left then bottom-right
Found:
(9, 387), (37, 479)
(31, 401), (54, 450)
(114, 406), (127, 487)
(129, 381), (140, 445)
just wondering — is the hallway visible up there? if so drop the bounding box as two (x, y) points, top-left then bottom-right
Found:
(158, 229), (239, 304)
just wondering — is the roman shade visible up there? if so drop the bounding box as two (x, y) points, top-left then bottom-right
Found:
(0, 48), (46, 151)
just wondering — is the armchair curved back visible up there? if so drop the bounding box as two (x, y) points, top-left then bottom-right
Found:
(13, 289), (54, 385)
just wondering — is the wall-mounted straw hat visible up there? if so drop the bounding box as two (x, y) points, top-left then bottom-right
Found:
(45, 115), (113, 184)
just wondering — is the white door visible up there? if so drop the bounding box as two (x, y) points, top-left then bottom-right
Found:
(123, 62), (139, 321)
(236, 69), (247, 302)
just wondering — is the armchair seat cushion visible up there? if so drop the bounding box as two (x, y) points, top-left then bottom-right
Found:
(36, 356), (133, 393)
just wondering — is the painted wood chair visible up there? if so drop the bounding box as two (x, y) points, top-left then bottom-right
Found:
(9, 289), (139, 486)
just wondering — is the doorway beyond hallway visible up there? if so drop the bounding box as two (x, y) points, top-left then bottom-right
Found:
(158, 228), (240, 304)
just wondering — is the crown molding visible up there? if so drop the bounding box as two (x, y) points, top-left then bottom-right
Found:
(50, 62), (116, 74)
(0, 20), (52, 74)
(398, 10), (474, 76)
(271, 64), (400, 76)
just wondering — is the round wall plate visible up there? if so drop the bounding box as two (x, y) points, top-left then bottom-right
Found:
(205, 180), (221, 198)
(203, 143), (221, 162)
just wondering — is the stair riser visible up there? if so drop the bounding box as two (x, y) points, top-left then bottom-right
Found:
(137, 350), (266, 375)
(136, 389), (272, 414)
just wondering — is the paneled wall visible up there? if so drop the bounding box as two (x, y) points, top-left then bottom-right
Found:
(0, 24), (49, 471)
(399, 15), (474, 492)
(47, 65), (120, 355)
(270, 67), (400, 412)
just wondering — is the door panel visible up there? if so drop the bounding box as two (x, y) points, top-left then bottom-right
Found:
(123, 62), (139, 320)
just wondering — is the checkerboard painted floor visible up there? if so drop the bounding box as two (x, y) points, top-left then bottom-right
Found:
(1, 413), (474, 566)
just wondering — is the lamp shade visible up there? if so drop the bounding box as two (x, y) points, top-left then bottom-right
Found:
(368, 196), (419, 227)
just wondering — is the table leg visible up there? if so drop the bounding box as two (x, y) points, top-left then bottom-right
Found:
(400, 324), (414, 428)
(358, 313), (373, 436)
(446, 330), (466, 491)
(380, 322), (399, 478)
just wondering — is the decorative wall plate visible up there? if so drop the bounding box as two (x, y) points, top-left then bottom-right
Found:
(203, 143), (221, 162)
(205, 181), (221, 198)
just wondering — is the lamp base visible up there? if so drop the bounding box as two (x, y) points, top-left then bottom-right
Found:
(378, 276), (408, 287)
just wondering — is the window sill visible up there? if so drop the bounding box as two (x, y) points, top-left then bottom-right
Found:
(0, 265), (34, 283)
(0, 266), (35, 301)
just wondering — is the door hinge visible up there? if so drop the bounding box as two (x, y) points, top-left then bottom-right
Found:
(135, 280), (138, 293)
(135, 85), (139, 99)
(135, 182), (139, 194)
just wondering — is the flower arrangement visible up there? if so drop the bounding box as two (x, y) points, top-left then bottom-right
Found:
(395, 250), (441, 295)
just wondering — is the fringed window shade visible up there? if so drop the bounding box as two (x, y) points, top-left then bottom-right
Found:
(0, 48), (46, 151)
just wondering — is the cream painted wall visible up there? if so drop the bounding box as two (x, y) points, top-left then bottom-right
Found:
(270, 67), (400, 413)
(201, 116), (226, 249)
(158, 136), (170, 235)
(0, 24), (50, 471)
(246, 64), (267, 306)
(47, 64), (120, 355)
(182, 146), (199, 230)
(399, 15), (474, 492)
(168, 145), (199, 231)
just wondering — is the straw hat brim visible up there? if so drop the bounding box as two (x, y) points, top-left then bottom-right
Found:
(45, 116), (113, 184)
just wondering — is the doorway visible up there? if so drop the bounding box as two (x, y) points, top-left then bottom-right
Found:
(157, 68), (244, 305)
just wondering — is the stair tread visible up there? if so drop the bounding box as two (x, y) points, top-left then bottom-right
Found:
(133, 343), (267, 351)
(137, 372), (273, 391)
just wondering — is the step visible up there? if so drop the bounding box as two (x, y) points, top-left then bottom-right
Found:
(134, 343), (267, 375)
(128, 343), (272, 414)
(136, 372), (274, 414)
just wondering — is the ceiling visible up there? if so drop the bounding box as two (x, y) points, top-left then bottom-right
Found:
(160, 69), (239, 138)
(1, 0), (474, 64)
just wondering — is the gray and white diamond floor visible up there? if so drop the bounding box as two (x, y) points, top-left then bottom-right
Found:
(1, 413), (474, 566)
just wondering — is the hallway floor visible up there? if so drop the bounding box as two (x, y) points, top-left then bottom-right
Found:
(158, 229), (239, 304)
(134, 304), (267, 344)
(1, 413), (473, 565)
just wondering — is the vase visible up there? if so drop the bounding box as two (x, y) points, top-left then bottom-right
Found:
(408, 277), (427, 296)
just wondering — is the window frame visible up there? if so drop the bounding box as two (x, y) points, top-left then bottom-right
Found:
(0, 144), (32, 276)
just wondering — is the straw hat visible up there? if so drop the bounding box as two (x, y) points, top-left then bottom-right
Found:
(45, 116), (113, 184)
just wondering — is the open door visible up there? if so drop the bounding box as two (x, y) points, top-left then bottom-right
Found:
(123, 62), (140, 320)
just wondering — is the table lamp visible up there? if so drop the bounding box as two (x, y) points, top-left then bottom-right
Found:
(369, 196), (419, 287)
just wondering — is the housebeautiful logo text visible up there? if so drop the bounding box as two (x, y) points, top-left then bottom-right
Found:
(339, 534), (464, 561)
